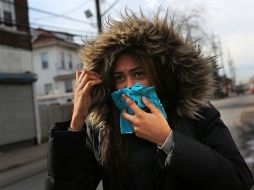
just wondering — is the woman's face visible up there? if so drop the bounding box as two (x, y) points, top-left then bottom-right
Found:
(113, 54), (153, 90)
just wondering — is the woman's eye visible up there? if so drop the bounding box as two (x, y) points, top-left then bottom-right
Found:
(134, 72), (145, 79)
(114, 76), (125, 83)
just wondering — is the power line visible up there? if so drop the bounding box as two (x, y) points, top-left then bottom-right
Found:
(30, 22), (96, 36)
(2, 0), (120, 36)
(101, 0), (119, 17)
(29, 6), (92, 25)
(33, 0), (91, 21)
(0, 0), (95, 26)
(0, 20), (97, 38)
(62, 1), (90, 15)
(94, 0), (119, 33)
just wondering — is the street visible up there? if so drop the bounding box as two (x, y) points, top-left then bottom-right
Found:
(2, 94), (254, 190)
(211, 93), (254, 174)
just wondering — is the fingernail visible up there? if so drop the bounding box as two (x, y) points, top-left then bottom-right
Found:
(142, 96), (148, 102)
(122, 94), (128, 100)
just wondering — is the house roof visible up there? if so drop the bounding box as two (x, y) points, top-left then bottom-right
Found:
(32, 28), (80, 49)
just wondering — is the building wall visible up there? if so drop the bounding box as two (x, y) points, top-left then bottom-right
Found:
(15, 0), (30, 33)
(0, 44), (37, 146)
(0, 0), (31, 50)
(0, 30), (31, 50)
(0, 84), (36, 145)
(33, 44), (80, 95)
(0, 0), (32, 71)
(0, 45), (33, 72)
(55, 46), (80, 75)
(33, 46), (56, 95)
(0, 0), (39, 146)
(55, 80), (66, 94)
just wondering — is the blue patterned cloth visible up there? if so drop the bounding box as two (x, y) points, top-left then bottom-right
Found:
(111, 83), (167, 134)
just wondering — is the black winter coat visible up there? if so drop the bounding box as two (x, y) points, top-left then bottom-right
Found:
(45, 105), (253, 190)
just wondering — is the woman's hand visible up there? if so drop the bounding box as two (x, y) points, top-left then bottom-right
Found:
(70, 70), (102, 131)
(122, 95), (171, 146)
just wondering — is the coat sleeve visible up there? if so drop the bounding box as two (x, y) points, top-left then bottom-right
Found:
(164, 106), (253, 189)
(45, 121), (101, 190)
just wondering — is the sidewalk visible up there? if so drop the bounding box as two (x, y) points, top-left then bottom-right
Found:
(240, 108), (254, 126)
(0, 142), (48, 188)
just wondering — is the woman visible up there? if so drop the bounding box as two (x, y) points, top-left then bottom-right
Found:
(45, 11), (253, 190)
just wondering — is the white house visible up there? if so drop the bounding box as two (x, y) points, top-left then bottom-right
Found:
(32, 29), (81, 103)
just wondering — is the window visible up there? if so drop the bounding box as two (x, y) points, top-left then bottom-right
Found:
(0, 0), (15, 28)
(45, 83), (52, 94)
(3, 10), (12, 27)
(41, 53), (48, 69)
(65, 80), (73, 93)
(61, 52), (65, 69)
(68, 54), (73, 69)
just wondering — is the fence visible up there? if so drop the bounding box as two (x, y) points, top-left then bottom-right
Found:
(39, 104), (73, 141)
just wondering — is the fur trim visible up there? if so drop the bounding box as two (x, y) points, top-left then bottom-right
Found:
(80, 11), (216, 120)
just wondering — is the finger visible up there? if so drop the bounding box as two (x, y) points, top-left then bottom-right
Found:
(142, 96), (160, 115)
(133, 125), (139, 133)
(74, 70), (83, 89)
(79, 74), (102, 90)
(122, 94), (144, 116)
(84, 70), (101, 79)
(76, 70), (79, 79)
(75, 70), (82, 81)
(82, 79), (102, 93)
(77, 70), (87, 84)
(122, 108), (138, 125)
(76, 70), (100, 84)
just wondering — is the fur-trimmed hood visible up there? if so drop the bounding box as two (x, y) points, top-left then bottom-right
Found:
(79, 12), (216, 121)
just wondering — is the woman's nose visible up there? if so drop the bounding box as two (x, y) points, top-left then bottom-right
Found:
(126, 77), (135, 88)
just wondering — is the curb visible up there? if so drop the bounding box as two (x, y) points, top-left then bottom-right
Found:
(0, 158), (47, 188)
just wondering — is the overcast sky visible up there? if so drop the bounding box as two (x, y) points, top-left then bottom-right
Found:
(28, 0), (254, 83)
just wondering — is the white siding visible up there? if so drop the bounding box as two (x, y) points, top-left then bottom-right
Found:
(33, 44), (80, 96)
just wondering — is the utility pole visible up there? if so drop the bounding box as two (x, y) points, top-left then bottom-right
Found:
(94, 0), (118, 33)
(95, 0), (102, 33)
(217, 37), (226, 77)
(211, 34), (226, 76)
(227, 49), (236, 86)
(211, 34), (218, 58)
(211, 33), (228, 97)
(211, 33), (219, 76)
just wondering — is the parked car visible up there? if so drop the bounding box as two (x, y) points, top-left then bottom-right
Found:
(235, 84), (245, 95)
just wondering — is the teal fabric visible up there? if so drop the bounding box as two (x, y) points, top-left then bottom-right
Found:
(111, 83), (167, 134)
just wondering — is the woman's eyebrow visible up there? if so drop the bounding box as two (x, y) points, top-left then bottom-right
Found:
(129, 66), (143, 73)
(113, 71), (123, 75)
(113, 66), (143, 75)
